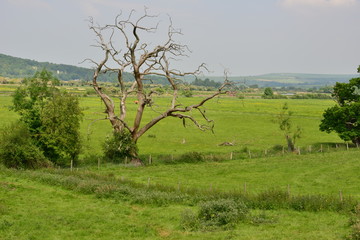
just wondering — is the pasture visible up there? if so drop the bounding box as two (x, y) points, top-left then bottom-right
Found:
(1, 87), (359, 239)
(0, 91), (341, 159)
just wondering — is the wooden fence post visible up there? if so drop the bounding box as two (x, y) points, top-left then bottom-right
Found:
(339, 190), (343, 202)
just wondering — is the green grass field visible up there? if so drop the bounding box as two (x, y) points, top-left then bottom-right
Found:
(1, 89), (358, 239)
(1, 93), (341, 158)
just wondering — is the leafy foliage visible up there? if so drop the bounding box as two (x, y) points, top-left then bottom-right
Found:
(192, 78), (222, 88)
(0, 122), (50, 169)
(102, 131), (138, 163)
(320, 70), (360, 144)
(39, 91), (83, 166)
(181, 199), (249, 231)
(276, 103), (302, 152)
(9, 69), (83, 167)
(262, 87), (274, 99)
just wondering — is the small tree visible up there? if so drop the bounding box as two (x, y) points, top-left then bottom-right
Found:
(277, 103), (302, 152)
(86, 9), (230, 163)
(39, 91), (83, 166)
(320, 67), (360, 145)
(262, 87), (274, 99)
(10, 69), (83, 167)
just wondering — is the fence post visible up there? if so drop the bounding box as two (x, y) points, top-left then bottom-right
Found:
(230, 152), (233, 160)
(70, 160), (73, 172)
(147, 177), (151, 187)
(248, 150), (252, 159)
(320, 144), (323, 153)
(339, 190), (343, 202)
(244, 182), (247, 194)
(149, 155), (152, 165)
(298, 147), (301, 155)
(97, 158), (100, 170)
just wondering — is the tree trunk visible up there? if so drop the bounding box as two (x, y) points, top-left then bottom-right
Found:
(286, 135), (295, 152)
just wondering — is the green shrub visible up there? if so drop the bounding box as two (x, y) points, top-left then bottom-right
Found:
(0, 122), (51, 169)
(182, 89), (193, 97)
(102, 130), (138, 163)
(198, 199), (248, 229)
(177, 152), (204, 163)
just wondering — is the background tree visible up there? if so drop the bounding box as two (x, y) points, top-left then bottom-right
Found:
(86, 9), (230, 163)
(277, 103), (302, 152)
(320, 67), (360, 145)
(262, 87), (274, 99)
(10, 69), (83, 167)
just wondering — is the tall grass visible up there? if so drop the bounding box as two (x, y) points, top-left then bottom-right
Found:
(2, 166), (356, 213)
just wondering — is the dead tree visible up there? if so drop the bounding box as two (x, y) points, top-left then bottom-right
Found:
(86, 9), (230, 162)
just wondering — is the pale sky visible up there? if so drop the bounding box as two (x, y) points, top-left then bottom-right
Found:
(1, 0), (359, 76)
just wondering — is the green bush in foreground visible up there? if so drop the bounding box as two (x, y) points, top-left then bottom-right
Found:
(0, 122), (51, 169)
(182, 199), (249, 231)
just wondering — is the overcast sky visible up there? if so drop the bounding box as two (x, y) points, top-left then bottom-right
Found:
(1, 0), (359, 76)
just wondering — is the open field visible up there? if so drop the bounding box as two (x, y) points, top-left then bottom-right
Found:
(0, 166), (353, 240)
(1, 92), (341, 159)
(1, 87), (359, 239)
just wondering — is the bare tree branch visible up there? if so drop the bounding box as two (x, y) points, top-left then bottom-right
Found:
(86, 9), (232, 160)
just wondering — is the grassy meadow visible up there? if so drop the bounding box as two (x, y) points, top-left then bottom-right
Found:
(1, 84), (360, 239)
(1, 88), (341, 158)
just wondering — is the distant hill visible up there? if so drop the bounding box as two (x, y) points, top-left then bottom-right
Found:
(0, 53), (357, 87)
(0, 53), (133, 82)
(197, 73), (358, 88)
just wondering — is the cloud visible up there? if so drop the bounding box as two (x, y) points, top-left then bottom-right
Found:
(280, 0), (357, 8)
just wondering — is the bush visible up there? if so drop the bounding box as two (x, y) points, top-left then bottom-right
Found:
(177, 152), (204, 163)
(182, 89), (193, 97)
(0, 122), (51, 169)
(198, 199), (248, 228)
(181, 199), (249, 230)
(102, 130), (138, 163)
